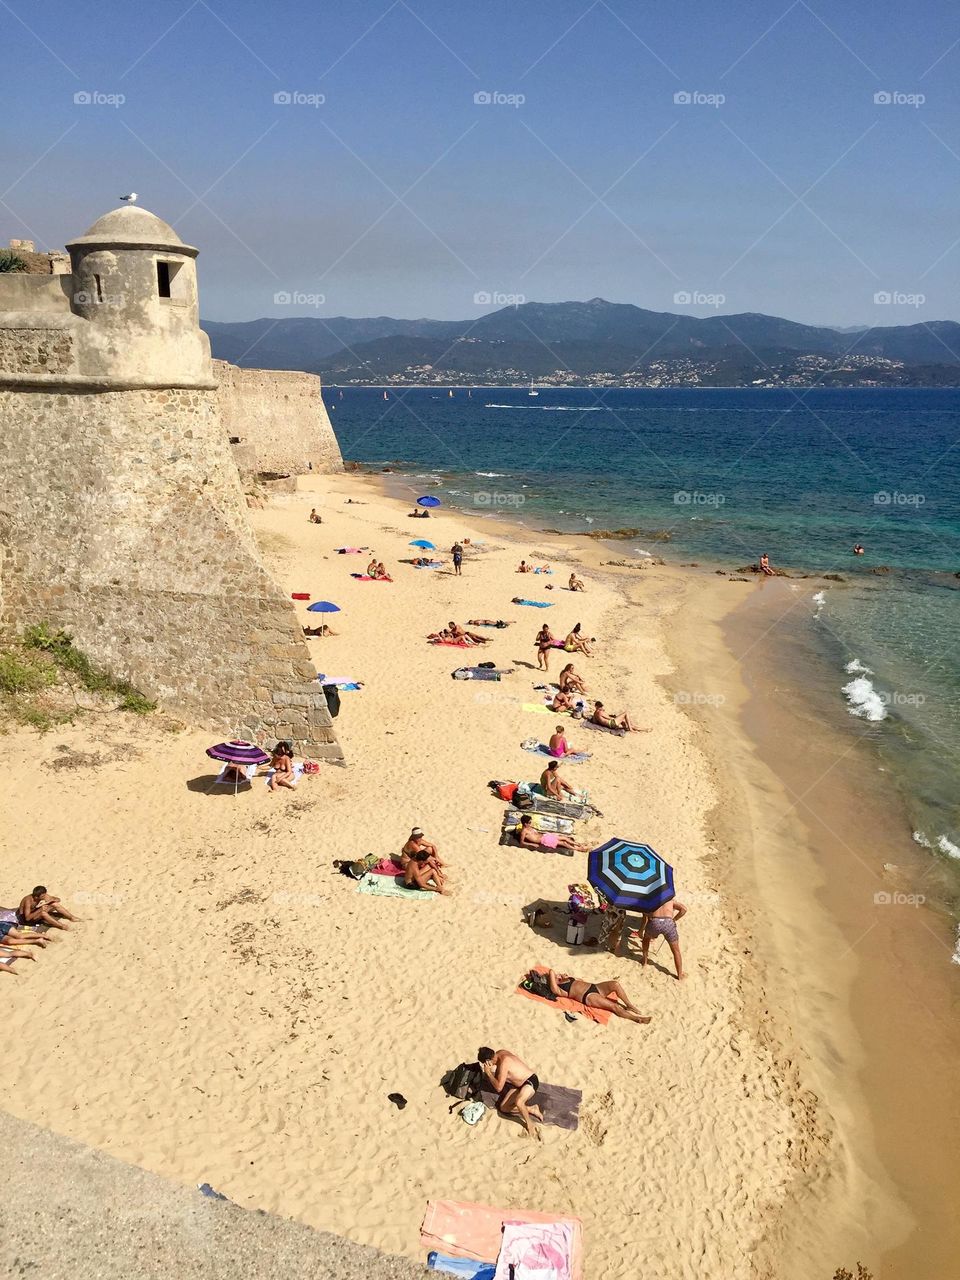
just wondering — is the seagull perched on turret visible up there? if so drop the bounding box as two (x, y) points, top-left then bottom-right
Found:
(119, 192), (138, 203)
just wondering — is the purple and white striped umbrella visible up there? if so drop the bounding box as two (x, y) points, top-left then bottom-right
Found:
(205, 740), (271, 766)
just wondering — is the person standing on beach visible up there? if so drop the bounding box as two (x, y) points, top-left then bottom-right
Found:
(536, 624), (558, 671)
(641, 897), (687, 979)
(478, 1046), (544, 1139)
(451, 542), (463, 575)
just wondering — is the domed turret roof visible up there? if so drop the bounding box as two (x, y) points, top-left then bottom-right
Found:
(66, 206), (198, 257)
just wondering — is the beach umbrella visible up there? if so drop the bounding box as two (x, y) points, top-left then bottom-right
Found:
(417, 495), (441, 508)
(306, 600), (341, 613)
(409, 539), (436, 550)
(205, 739), (271, 794)
(587, 838), (675, 911)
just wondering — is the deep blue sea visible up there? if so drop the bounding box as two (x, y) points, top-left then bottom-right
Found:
(326, 386), (960, 918)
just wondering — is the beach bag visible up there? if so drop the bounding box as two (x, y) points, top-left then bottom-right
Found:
(322, 684), (341, 719)
(514, 790), (534, 810)
(338, 852), (380, 880)
(521, 971), (557, 1001)
(478, 661), (496, 669)
(495, 781), (518, 802)
(303, 760), (319, 775)
(442, 1061), (483, 1101)
(460, 1101), (486, 1125)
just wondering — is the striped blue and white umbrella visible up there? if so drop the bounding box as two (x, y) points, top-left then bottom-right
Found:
(587, 838), (675, 910)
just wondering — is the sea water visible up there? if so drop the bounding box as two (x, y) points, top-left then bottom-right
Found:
(328, 386), (960, 928)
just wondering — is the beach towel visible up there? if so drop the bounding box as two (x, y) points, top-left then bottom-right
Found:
(215, 763), (257, 785)
(428, 1252), (496, 1279)
(521, 702), (553, 715)
(514, 599), (553, 607)
(0, 955), (17, 968)
(357, 873), (436, 901)
(453, 667), (504, 681)
(494, 1221), (575, 1280)
(350, 573), (393, 582)
(335, 547), (366, 553)
(521, 742), (591, 763)
(504, 810), (574, 834)
(0, 909), (18, 924)
(263, 762), (304, 788)
(368, 858), (404, 876)
(316, 675), (363, 689)
(430, 638), (472, 648)
(581, 718), (627, 737)
(291, 592), (310, 600)
(478, 1079), (581, 1131)
(420, 1201), (583, 1280)
(516, 965), (611, 1025)
(523, 794), (596, 821)
(414, 561), (443, 569)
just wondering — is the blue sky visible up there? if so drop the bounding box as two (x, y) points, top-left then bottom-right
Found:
(3, 0), (959, 325)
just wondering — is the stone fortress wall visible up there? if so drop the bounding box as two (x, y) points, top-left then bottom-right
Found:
(0, 209), (344, 759)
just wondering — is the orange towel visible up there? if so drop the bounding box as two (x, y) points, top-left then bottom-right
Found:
(420, 1199), (583, 1279)
(515, 964), (611, 1025)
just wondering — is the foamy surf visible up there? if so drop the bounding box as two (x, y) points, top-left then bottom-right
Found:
(845, 658), (873, 675)
(952, 925), (960, 966)
(842, 675), (888, 721)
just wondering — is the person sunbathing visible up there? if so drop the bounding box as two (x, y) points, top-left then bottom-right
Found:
(309, 508), (322, 524)
(367, 558), (378, 576)
(559, 663), (587, 694)
(568, 572), (584, 591)
(478, 1046), (543, 1139)
(468, 618), (511, 628)
(544, 969), (651, 1023)
(759, 553), (775, 576)
(564, 624), (593, 656)
(517, 560), (531, 573)
(448, 622), (488, 645)
(548, 725), (582, 758)
(18, 886), (78, 931)
(535, 624), (558, 671)
(0, 921), (49, 949)
(303, 623), (336, 637)
(517, 814), (586, 853)
(0, 948), (38, 975)
(591, 701), (646, 732)
(540, 760), (577, 800)
(373, 561), (390, 579)
(268, 742), (297, 792)
(400, 828), (448, 893)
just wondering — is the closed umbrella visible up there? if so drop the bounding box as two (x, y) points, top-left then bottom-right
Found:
(587, 838), (675, 911)
(205, 740), (271, 794)
(417, 495), (441, 508)
(409, 539), (436, 550)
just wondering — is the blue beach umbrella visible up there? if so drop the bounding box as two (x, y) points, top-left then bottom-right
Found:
(307, 600), (341, 613)
(409, 539), (436, 550)
(417, 495), (441, 508)
(587, 838), (675, 911)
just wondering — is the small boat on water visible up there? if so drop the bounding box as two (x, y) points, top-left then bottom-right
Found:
(528, 380), (539, 397)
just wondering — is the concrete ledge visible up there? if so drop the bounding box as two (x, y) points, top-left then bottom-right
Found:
(1, 1110), (429, 1280)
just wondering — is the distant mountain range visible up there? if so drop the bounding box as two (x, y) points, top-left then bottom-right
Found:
(202, 299), (960, 388)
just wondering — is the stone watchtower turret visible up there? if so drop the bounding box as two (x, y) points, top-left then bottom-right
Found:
(0, 205), (342, 760)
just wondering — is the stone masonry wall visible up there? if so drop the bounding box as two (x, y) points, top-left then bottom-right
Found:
(0, 386), (342, 759)
(213, 360), (343, 478)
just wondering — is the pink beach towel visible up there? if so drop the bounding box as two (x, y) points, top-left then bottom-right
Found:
(420, 1201), (583, 1280)
(429, 638), (473, 648)
(495, 1221), (575, 1280)
(368, 858), (403, 876)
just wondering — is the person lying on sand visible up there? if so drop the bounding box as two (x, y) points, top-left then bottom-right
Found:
(641, 897), (687, 980)
(517, 560), (531, 573)
(478, 1046), (543, 1139)
(0, 921), (49, 949)
(408, 509), (430, 518)
(0, 948), (38, 974)
(535, 624), (558, 671)
(548, 726), (582, 758)
(563, 624), (593, 656)
(468, 618), (511, 628)
(559, 663), (587, 695)
(568, 572), (585, 591)
(544, 969), (651, 1023)
(591, 701), (648, 733)
(517, 814), (587, 853)
(540, 760), (577, 800)
(268, 742), (297, 792)
(400, 828), (449, 893)
(303, 624), (337, 637)
(448, 622), (489, 645)
(18, 887), (78, 931)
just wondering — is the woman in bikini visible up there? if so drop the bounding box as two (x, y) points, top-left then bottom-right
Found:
(268, 742), (297, 792)
(564, 623), (593, 656)
(559, 663), (587, 695)
(545, 969), (651, 1023)
(535, 624), (558, 671)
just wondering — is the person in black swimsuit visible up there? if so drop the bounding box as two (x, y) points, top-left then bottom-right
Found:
(546, 970), (651, 1024)
(477, 1046), (544, 1139)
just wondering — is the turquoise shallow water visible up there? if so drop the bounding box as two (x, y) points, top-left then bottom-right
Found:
(327, 386), (960, 916)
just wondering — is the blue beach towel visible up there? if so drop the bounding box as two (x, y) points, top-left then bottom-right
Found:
(427, 1253), (496, 1279)
(513, 599), (553, 607)
(452, 667), (506, 681)
(521, 741), (591, 763)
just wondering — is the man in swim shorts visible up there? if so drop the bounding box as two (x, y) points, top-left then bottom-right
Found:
(517, 814), (586, 853)
(641, 896), (687, 979)
(18, 886), (78, 930)
(478, 1046), (543, 1138)
(451, 542), (463, 576)
(540, 760), (577, 801)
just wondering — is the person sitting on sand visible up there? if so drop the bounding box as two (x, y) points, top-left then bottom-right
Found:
(564, 623), (593, 656)
(468, 618), (511, 628)
(544, 969), (651, 1023)
(309, 508), (322, 524)
(540, 759), (577, 800)
(268, 741), (297, 792)
(548, 725), (582, 758)
(400, 828), (448, 893)
(303, 623), (336, 637)
(641, 896), (687, 980)
(549, 688), (577, 713)
(478, 1046), (543, 1139)
(517, 814), (586, 853)
(591, 701), (645, 733)
(535, 624), (558, 671)
(759, 553), (774, 576)
(568, 572), (585, 591)
(374, 561), (390, 580)
(408, 508), (430, 518)
(0, 921), (50, 949)
(448, 622), (489, 645)
(18, 886), (78, 931)
(517, 560), (531, 573)
(559, 663), (587, 695)
(367, 557), (379, 577)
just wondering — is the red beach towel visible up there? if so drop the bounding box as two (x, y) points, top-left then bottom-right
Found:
(291, 592), (310, 600)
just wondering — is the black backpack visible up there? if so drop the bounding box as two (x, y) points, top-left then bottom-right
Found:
(441, 1061), (484, 1101)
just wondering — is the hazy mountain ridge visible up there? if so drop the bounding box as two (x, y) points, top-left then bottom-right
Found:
(202, 299), (960, 386)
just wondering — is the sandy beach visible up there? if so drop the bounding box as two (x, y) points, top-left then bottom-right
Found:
(1, 471), (909, 1277)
